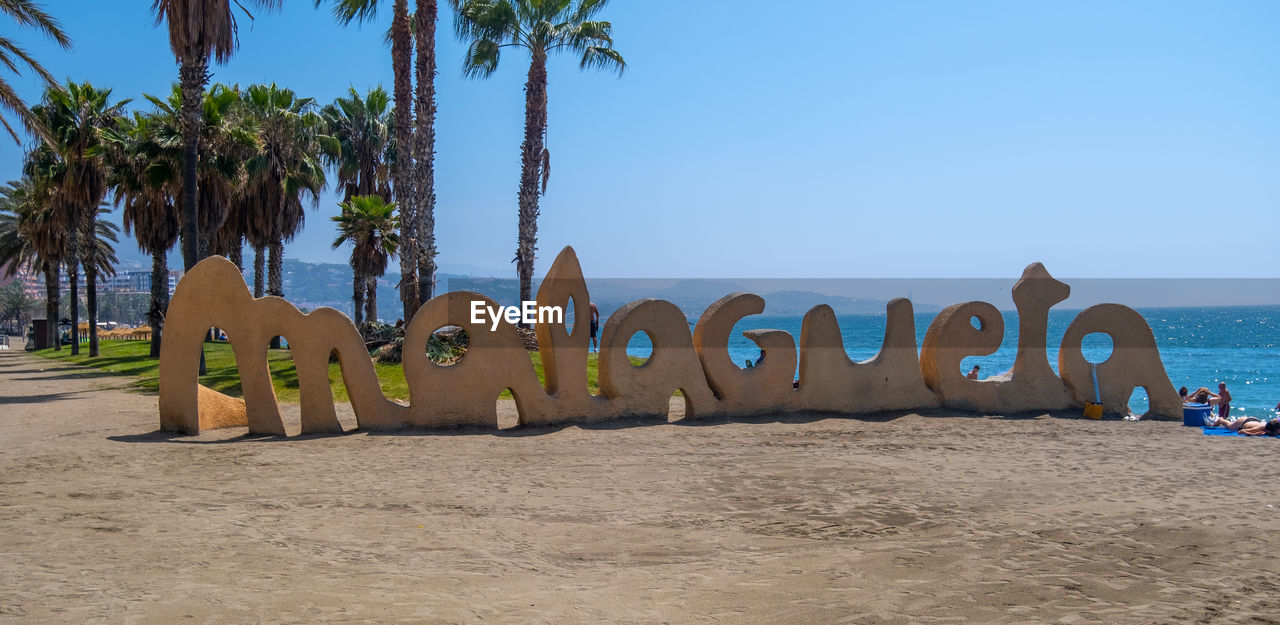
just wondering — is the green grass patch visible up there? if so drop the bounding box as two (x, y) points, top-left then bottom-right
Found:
(32, 339), (641, 402)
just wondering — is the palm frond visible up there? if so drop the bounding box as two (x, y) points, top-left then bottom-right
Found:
(454, 0), (518, 43)
(568, 0), (608, 24)
(565, 19), (611, 49)
(0, 34), (54, 84)
(152, 0), (280, 65)
(1, 0), (72, 48)
(0, 0), (73, 144)
(318, 0), (381, 26)
(332, 194), (400, 277)
(579, 44), (624, 75)
(461, 38), (502, 78)
(0, 76), (33, 143)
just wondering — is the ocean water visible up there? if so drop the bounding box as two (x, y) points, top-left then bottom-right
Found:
(625, 305), (1280, 418)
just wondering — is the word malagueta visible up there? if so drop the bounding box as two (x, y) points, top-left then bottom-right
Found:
(157, 246), (1183, 436)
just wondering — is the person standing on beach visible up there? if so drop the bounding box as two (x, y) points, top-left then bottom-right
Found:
(967, 365), (980, 380)
(1217, 382), (1232, 420)
(589, 302), (600, 352)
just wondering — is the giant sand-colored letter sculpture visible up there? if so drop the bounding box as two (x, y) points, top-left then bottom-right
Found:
(159, 247), (1181, 435)
(1058, 304), (1181, 418)
(920, 263), (1074, 413)
(798, 298), (939, 413)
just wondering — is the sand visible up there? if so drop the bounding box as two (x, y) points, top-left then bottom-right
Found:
(2, 349), (1279, 624)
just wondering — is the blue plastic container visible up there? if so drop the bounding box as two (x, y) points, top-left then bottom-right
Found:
(1183, 403), (1212, 427)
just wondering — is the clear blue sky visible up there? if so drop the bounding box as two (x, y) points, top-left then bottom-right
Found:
(3, 0), (1278, 280)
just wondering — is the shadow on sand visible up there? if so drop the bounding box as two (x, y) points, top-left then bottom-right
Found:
(106, 406), (1120, 445)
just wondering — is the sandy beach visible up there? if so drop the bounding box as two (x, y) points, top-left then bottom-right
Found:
(2, 348), (1279, 624)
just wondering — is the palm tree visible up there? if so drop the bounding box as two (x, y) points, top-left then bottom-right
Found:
(213, 187), (248, 270)
(452, 0), (625, 306)
(0, 180), (41, 337)
(21, 143), (70, 351)
(0, 174), (65, 350)
(319, 0), (437, 321)
(30, 80), (128, 357)
(0, 280), (35, 335)
(332, 194), (399, 329)
(319, 86), (394, 325)
(100, 111), (180, 357)
(0, 0), (71, 143)
(413, 0), (439, 304)
(241, 83), (326, 348)
(151, 0), (281, 273)
(144, 83), (255, 260)
(0, 180), (35, 276)
(82, 202), (120, 354)
(320, 86), (393, 203)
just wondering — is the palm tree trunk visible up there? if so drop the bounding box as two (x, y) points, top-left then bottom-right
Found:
(516, 49), (549, 308)
(43, 263), (59, 351)
(268, 232), (283, 349)
(67, 256), (80, 355)
(81, 207), (100, 357)
(253, 245), (265, 298)
(392, 0), (419, 323)
(414, 0), (438, 304)
(85, 264), (99, 357)
(352, 270), (364, 328)
(365, 276), (378, 326)
(197, 230), (209, 261)
(149, 249), (167, 358)
(229, 234), (243, 272)
(268, 235), (283, 297)
(178, 57), (209, 272)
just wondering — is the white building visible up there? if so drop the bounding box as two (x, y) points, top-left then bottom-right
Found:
(103, 270), (180, 295)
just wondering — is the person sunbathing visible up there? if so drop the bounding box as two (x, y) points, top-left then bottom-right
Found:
(1205, 416), (1280, 436)
(1244, 420), (1278, 436)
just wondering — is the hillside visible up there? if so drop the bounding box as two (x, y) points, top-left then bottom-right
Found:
(273, 260), (936, 324)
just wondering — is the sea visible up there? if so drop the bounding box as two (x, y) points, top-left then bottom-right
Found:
(625, 305), (1280, 419)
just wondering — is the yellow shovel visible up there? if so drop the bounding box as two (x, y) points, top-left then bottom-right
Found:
(1083, 363), (1103, 420)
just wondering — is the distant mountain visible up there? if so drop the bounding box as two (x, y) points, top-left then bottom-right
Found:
(439, 276), (522, 308)
(278, 259), (470, 322)
(760, 290), (941, 315)
(655, 279), (746, 299)
(435, 261), (509, 277)
(271, 259), (940, 324)
(112, 241), (153, 273)
(279, 259), (367, 317)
